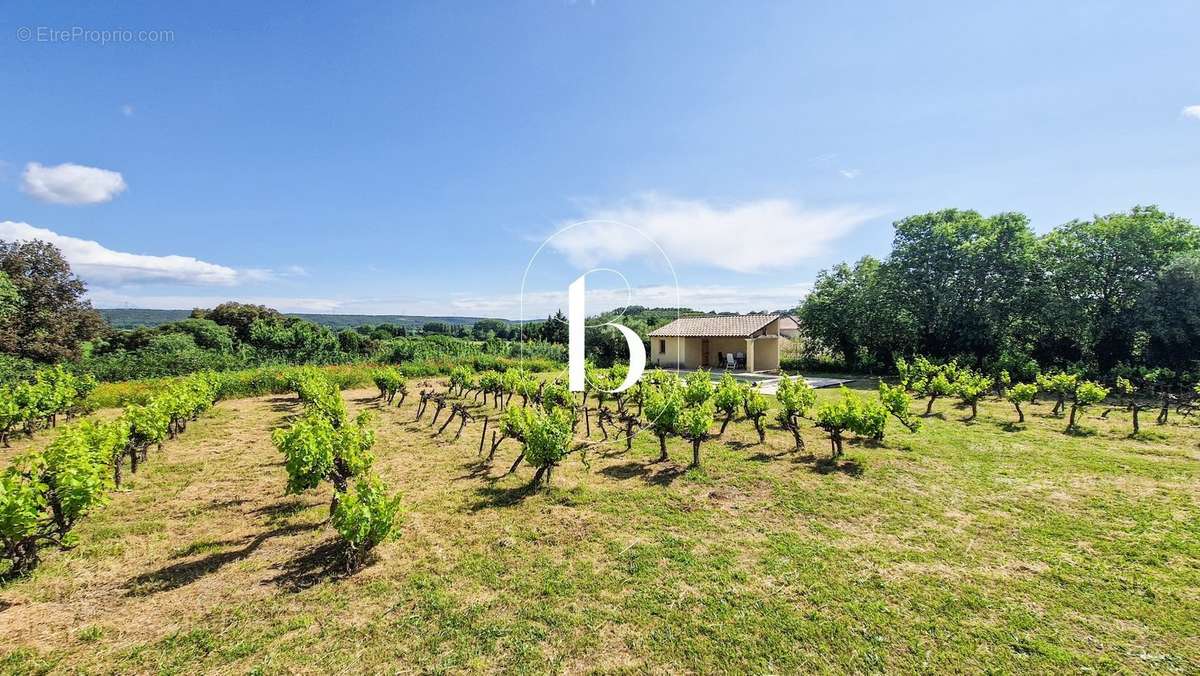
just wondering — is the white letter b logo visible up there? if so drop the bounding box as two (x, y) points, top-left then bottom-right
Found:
(568, 273), (646, 393)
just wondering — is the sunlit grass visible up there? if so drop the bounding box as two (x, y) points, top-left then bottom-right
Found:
(2, 379), (1197, 673)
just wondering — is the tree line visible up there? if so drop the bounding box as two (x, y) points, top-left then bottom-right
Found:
(796, 205), (1200, 377)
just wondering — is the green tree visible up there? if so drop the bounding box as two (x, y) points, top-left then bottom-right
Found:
(193, 302), (284, 342)
(1143, 253), (1200, 370)
(1041, 206), (1199, 370)
(882, 209), (1038, 361)
(0, 270), (17, 321)
(0, 240), (105, 362)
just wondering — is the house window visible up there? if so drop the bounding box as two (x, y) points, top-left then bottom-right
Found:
(658, 339), (666, 354)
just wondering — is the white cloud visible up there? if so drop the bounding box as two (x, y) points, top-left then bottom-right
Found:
(84, 282), (813, 318)
(547, 193), (881, 274)
(87, 289), (343, 313)
(21, 162), (127, 205)
(0, 221), (254, 285)
(839, 169), (861, 179)
(121, 104), (135, 117)
(1183, 105), (1200, 120)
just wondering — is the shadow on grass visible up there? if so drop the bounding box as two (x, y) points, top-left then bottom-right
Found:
(467, 482), (540, 511)
(599, 462), (648, 480)
(808, 458), (864, 476)
(597, 460), (687, 486)
(746, 451), (787, 462)
(996, 421), (1026, 433)
(125, 522), (320, 596)
(198, 497), (249, 512)
(270, 538), (353, 592)
(454, 459), (494, 482)
(251, 498), (324, 520)
(724, 440), (759, 452)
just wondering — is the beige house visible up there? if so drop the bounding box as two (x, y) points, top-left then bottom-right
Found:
(648, 314), (789, 372)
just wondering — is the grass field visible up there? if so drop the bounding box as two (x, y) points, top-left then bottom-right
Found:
(1, 378), (1198, 673)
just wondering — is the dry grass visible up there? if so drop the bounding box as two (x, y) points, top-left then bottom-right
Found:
(2, 379), (1198, 673)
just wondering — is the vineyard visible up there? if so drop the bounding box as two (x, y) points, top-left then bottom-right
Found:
(1, 360), (1198, 672)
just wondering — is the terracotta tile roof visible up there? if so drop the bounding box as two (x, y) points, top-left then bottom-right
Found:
(648, 314), (780, 338)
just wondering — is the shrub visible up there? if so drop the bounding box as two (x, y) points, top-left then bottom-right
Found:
(1067, 381), (1109, 432)
(878, 382), (921, 432)
(331, 475), (403, 570)
(712, 373), (744, 437)
(272, 410), (375, 496)
(743, 388), (770, 444)
(775, 373), (816, 451)
(40, 429), (110, 539)
(897, 356), (959, 415)
(521, 407), (575, 486)
(643, 378), (684, 462)
(815, 387), (889, 458)
(682, 370), (714, 407)
(1037, 372), (1078, 416)
(1005, 382), (1038, 423)
(0, 462), (44, 576)
(675, 403), (714, 467)
(371, 368), (406, 404)
(448, 366), (475, 397)
(952, 369), (993, 420)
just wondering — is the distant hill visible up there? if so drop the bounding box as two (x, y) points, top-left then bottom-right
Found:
(98, 308), (508, 330)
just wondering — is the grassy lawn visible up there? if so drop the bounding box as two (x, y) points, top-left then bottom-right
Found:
(1, 378), (1198, 673)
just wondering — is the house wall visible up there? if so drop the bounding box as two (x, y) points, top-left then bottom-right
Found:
(652, 336), (692, 368)
(650, 334), (782, 371)
(751, 336), (780, 371)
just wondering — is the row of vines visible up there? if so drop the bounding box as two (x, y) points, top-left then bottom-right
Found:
(0, 372), (220, 577)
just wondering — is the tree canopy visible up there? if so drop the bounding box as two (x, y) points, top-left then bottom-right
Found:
(0, 240), (105, 362)
(796, 205), (1200, 375)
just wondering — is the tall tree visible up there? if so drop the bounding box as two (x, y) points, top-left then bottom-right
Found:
(192, 302), (284, 342)
(1143, 252), (1200, 371)
(1040, 206), (1199, 370)
(0, 270), (18, 320)
(0, 240), (104, 362)
(880, 209), (1038, 361)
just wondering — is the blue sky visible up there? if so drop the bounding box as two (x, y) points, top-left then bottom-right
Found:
(2, 1), (1198, 318)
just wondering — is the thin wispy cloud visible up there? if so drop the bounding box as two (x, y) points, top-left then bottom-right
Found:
(0, 221), (295, 286)
(21, 162), (128, 205)
(547, 193), (882, 274)
(839, 169), (861, 179)
(86, 282), (814, 318)
(86, 290), (345, 313)
(1183, 105), (1200, 120)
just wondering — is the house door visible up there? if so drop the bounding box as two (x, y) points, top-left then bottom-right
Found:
(701, 339), (710, 366)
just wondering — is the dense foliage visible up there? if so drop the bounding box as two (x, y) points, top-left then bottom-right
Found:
(0, 240), (105, 363)
(270, 369), (402, 568)
(797, 206), (1200, 375)
(1, 372), (218, 577)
